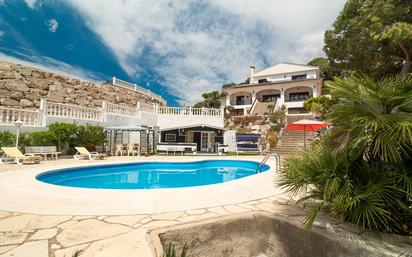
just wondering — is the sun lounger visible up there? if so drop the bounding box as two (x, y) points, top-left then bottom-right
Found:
(0, 147), (42, 165)
(74, 147), (106, 160)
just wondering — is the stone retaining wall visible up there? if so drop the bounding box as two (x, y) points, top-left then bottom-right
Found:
(0, 61), (163, 109)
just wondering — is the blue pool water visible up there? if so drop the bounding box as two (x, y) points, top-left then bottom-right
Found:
(36, 160), (270, 189)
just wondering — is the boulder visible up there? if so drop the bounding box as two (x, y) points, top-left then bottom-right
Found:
(0, 98), (20, 106)
(5, 81), (30, 92)
(0, 71), (17, 79)
(47, 94), (65, 103)
(20, 99), (34, 108)
(10, 91), (24, 100)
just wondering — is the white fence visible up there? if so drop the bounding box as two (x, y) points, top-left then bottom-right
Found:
(158, 106), (223, 116)
(47, 102), (103, 121)
(0, 107), (41, 127)
(0, 99), (224, 129)
(106, 102), (136, 116)
(112, 77), (166, 105)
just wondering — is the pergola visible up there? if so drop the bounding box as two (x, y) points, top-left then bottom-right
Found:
(105, 125), (159, 156)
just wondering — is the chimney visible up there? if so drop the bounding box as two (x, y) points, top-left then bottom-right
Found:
(249, 65), (255, 83)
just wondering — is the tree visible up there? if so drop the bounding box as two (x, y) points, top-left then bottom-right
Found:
(307, 57), (349, 82)
(193, 91), (221, 108)
(279, 74), (412, 234)
(73, 125), (106, 151)
(303, 96), (335, 120)
(324, 0), (412, 77)
(48, 123), (77, 152)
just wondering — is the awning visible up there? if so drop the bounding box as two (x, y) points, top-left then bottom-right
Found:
(159, 124), (225, 131)
(105, 125), (158, 131)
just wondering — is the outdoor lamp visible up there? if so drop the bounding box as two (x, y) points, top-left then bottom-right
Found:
(14, 119), (23, 148)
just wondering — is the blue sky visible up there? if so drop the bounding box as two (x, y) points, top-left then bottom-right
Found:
(0, 0), (346, 106)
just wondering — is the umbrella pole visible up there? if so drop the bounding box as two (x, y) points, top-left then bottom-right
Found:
(304, 126), (306, 149)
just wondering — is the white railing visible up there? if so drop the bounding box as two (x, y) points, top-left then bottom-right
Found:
(47, 102), (103, 121)
(106, 102), (136, 116)
(112, 77), (166, 105)
(0, 107), (41, 126)
(157, 106), (223, 116)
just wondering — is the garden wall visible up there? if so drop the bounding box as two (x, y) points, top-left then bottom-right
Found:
(0, 61), (163, 109)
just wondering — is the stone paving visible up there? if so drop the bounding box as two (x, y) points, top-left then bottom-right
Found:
(0, 195), (303, 257)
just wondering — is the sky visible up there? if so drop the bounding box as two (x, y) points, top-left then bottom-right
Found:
(0, 0), (347, 106)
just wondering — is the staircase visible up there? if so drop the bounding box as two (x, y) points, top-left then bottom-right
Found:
(274, 130), (315, 156)
(250, 101), (275, 115)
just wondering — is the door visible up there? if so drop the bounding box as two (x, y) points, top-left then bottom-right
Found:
(201, 132), (209, 152)
(236, 96), (245, 105)
(193, 132), (201, 151)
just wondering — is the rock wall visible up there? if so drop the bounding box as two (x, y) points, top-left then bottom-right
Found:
(0, 61), (164, 109)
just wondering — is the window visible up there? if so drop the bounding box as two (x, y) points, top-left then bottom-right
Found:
(165, 133), (176, 142)
(291, 74), (306, 81)
(262, 94), (280, 102)
(289, 92), (310, 101)
(258, 79), (268, 84)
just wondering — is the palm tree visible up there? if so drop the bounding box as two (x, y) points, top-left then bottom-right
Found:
(279, 74), (412, 234)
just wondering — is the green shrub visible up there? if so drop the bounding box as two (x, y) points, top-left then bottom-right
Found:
(27, 131), (55, 146)
(48, 123), (77, 152)
(73, 125), (106, 151)
(279, 74), (412, 234)
(0, 131), (15, 148)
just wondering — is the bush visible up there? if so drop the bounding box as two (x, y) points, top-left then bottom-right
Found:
(0, 131), (15, 148)
(48, 123), (77, 152)
(279, 74), (412, 234)
(73, 125), (106, 151)
(27, 131), (55, 146)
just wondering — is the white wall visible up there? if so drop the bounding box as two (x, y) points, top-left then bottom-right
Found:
(251, 70), (317, 84)
(157, 114), (224, 130)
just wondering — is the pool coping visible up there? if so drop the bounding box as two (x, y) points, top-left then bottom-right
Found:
(0, 155), (285, 215)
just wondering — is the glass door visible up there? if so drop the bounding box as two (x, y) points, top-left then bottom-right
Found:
(201, 132), (209, 152)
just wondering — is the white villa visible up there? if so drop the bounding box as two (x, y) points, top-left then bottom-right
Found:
(221, 63), (321, 119)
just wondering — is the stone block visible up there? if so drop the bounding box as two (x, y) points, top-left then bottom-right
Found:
(5, 81), (29, 92)
(20, 99), (34, 108)
(47, 94), (65, 103)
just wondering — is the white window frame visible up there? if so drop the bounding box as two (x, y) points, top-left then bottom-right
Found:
(165, 133), (177, 142)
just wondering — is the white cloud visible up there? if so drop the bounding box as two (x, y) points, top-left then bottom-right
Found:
(24, 0), (38, 9)
(0, 52), (103, 82)
(67, 0), (346, 104)
(45, 18), (59, 33)
(0, 31), (4, 37)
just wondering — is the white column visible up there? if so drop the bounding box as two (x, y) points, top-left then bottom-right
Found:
(279, 88), (285, 105)
(312, 85), (318, 97)
(251, 91), (256, 103)
(225, 94), (231, 106)
(39, 97), (47, 127)
(101, 100), (108, 122)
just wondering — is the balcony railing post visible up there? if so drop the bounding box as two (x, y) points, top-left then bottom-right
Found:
(101, 100), (108, 122)
(39, 97), (47, 127)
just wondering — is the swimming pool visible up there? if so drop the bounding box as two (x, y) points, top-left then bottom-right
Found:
(36, 160), (270, 189)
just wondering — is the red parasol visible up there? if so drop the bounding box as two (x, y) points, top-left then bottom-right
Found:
(286, 119), (332, 148)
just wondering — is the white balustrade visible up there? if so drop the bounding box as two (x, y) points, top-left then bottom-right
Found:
(47, 102), (102, 121)
(157, 106), (223, 116)
(0, 100), (223, 129)
(0, 107), (41, 126)
(106, 103), (136, 116)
